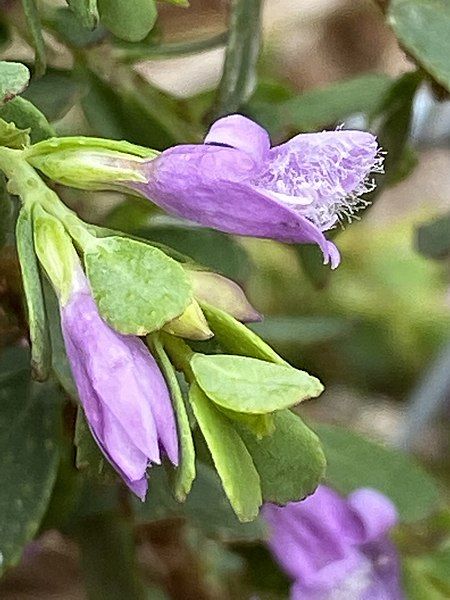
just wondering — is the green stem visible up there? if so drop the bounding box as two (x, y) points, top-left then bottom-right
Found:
(213, 0), (263, 118)
(0, 146), (94, 249)
(116, 31), (229, 63)
(157, 332), (195, 382)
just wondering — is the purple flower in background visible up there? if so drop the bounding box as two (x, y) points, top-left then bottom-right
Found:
(263, 486), (404, 600)
(135, 115), (382, 268)
(61, 267), (178, 499)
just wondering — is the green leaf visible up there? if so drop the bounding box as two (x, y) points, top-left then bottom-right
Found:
(16, 206), (51, 381)
(22, 68), (83, 121)
(248, 74), (392, 135)
(74, 406), (117, 483)
(0, 351), (61, 573)
(0, 118), (30, 148)
(416, 211), (450, 259)
(48, 8), (106, 48)
(81, 71), (188, 150)
(315, 424), (441, 523)
(201, 302), (286, 365)
(135, 463), (266, 541)
(0, 61), (30, 105)
(98, 0), (157, 42)
(377, 71), (421, 185)
(21, 0), (46, 77)
(136, 224), (252, 281)
(388, 0), (450, 92)
(84, 236), (192, 335)
(67, 0), (99, 29)
(150, 334), (196, 501)
(213, 0), (262, 117)
(238, 410), (326, 504)
(191, 353), (323, 414)
(189, 382), (262, 522)
(249, 315), (350, 346)
(0, 97), (54, 142)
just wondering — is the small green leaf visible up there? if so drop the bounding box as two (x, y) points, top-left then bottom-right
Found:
(98, 0), (157, 42)
(416, 211), (450, 260)
(84, 236), (192, 335)
(150, 334), (196, 501)
(21, 0), (46, 77)
(189, 382), (262, 522)
(0, 97), (54, 142)
(238, 410), (326, 505)
(67, 0), (99, 29)
(48, 8), (106, 48)
(0, 351), (61, 573)
(191, 353), (323, 414)
(23, 68), (84, 121)
(138, 224), (252, 281)
(248, 74), (392, 135)
(201, 302), (286, 365)
(16, 206), (51, 381)
(0, 61), (30, 105)
(315, 424), (441, 522)
(388, 0), (450, 92)
(0, 118), (30, 148)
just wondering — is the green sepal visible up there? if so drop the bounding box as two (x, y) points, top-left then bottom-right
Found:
(149, 333), (196, 501)
(83, 235), (193, 335)
(26, 136), (159, 193)
(32, 204), (78, 304)
(190, 353), (323, 414)
(217, 407), (275, 439)
(238, 410), (326, 505)
(0, 117), (30, 148)
(189, 382), (262, 522)
(163, 299), (213, 341)
(201, 301), (286, 365)
(16, 205), (51, 381)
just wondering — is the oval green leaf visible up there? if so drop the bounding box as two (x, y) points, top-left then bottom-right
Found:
(191, 353), (324, 414)
(0, 61), (30, 106)
(315, 423), (441, 523)
(84, 236), (192, 335)
(389, 0), (450, 92)
(189, 382), (262, 522)
(98, 0), (157, 42)
(238, 410), (326, 505)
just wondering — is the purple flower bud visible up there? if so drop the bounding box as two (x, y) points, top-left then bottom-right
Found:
(263, 486), (404, 599)
(135, 115), (382, 269)
(60, 268), (178, 499)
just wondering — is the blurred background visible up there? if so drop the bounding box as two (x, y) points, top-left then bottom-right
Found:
(0, 0), (449, 598)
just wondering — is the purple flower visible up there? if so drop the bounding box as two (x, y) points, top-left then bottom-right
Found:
(134, 115), (382, 268)
(263, 486), (404, 600)
(61, 268), (178, 499)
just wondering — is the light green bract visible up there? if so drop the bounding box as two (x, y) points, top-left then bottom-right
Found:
(190, 353), (324, 414)
(84, 236), (193, 335)
(189, 382), (262, 522)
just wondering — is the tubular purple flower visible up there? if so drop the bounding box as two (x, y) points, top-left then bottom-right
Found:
(132, 115), (382, 268)
(263, 486), (404, 600)
(61, 266), (178, 499)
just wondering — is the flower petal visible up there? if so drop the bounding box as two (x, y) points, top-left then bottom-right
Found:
(138, 145), (339, 267)
(347, 488), (398, 544)
(269, 129), (380, 199)
(204, 114), (270, 163)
